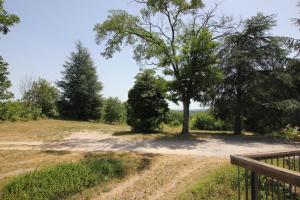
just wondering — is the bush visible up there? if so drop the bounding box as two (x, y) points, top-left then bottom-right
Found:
(22, 78), (59, 118)
(276, 124), (300, 139)
(180, 164), (243, 200)
(0, 158), (125, 200)
(165, 111), (183, 127)
(0, 101), (41, 122)
(103, 97), (126, 124)
(191, 112), (224, 131)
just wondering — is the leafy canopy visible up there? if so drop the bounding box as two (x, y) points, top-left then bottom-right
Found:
(0, 0), (19, 36)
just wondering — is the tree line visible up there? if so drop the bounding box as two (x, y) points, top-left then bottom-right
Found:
(1, 0), (300, 137)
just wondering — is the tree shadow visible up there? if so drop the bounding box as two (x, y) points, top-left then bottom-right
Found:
(41, 150), (71, 155)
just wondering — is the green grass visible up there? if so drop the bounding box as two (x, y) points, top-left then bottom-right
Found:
(0, 157), (125, 200)
(179, 164), (242, 200)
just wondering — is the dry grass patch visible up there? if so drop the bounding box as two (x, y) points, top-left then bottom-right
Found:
(0, 119), (129, 142)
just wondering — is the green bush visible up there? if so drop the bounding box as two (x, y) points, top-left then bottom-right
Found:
(165, 111), (183, 127)
(103, 97), (126, 124)
(180, 164), (243, 200)
(0, 101), (41, 122)
(0, 158), (124, 200)
(191, 112), (224, 130)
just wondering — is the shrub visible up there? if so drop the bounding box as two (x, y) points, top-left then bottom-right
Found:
(165, 111), (183, 127)
(278, 124), (300, 139)
(22, 78), (59, 118)
(103, 97), (126, 124)
(0, 158), (125, 200)
(191, 111), (224, 130)
(0, 101), (41, 122)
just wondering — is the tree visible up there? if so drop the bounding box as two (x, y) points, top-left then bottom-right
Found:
(213, 14), (288, 134)
(127, 69), (169, 133)
(57, 42), (103, 120)
(0, 0), (19, 36)
(0, 0), (19, 102)
(103, 97), (126, 124)
(94, 0), (233, 135)
(22, 78), (59, 118)
(0, 57), (13, 102)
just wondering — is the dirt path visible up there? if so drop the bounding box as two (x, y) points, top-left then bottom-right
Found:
(93, 155), (225, 200)
(0, 131), (298, 157)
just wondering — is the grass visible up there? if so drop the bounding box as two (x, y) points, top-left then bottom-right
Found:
(0, 150), (152, 200)
(179, 164), (241, 200)
(0, 158), (124, 199)
(0, 119), (239, 143)
(0, 119), (129, 142)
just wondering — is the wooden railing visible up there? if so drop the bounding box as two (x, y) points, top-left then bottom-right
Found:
(231, 150), (300, 200)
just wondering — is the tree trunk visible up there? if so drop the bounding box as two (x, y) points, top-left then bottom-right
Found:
(234, 88), (242, 135)
(182, 100), (190, 135)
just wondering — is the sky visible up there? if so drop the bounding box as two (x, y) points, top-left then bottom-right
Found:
(0, 0), (299, 110)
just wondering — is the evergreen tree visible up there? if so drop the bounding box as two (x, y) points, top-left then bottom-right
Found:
(214, 14), (288, 134)
(127, 69), (169, 133)
(57, 42), (103, 120)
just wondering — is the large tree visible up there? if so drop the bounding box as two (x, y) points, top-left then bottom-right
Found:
(94, 0), (232, 135)
(0, 57), (13, 102)
(0, 0), (19, 36)
(127, 69), (169, 133)
(57, 42), (103, 120)
(214, 14), (288, 135)
(0, 0), (19, 104)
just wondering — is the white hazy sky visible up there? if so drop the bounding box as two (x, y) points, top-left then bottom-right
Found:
(0, 0), (299, 109)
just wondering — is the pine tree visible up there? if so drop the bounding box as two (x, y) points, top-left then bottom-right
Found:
(57, 42), (103, 120)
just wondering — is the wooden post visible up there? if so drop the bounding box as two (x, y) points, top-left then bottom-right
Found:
(251, 171), (259, 200)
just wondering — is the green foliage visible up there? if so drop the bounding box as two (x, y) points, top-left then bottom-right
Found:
(0, 0), (20, 36)
(191, 111), (225, 131)
(22, 78), (59, 118)
(0, 101), (41, 121)
(0, 57), (13, 102)
(57, 42), (103, 120)
(103, 97), (126, 124)
(214, 13), (288, 134)
(127, 69), (169, 133)
(94, 0), (232, 134)
(180, 164), (243, 200)
(277, 124), (300, 139)
(0, 158), (125, 200)
(165, 110), (183, 127)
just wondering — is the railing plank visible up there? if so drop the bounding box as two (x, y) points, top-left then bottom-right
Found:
(231, 155), (300, 187)
(241, 150), (300, 160)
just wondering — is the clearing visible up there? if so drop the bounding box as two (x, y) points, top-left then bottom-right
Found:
(0, 120), (299, 199)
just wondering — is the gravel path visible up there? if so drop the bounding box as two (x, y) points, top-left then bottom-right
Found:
(0, 131), (298, 157)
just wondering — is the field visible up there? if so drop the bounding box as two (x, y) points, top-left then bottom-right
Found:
(0, 119), (298, 199)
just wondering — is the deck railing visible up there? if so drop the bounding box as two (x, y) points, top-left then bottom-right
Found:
(231, 150), (300, 200)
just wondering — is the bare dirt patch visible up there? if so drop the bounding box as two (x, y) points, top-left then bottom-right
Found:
(0, 131), (298, 157)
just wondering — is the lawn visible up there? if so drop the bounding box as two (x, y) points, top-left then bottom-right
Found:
(0, 119), (129, 142)
(0, 119), (237, 142)
(0, 150), (152, 199)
